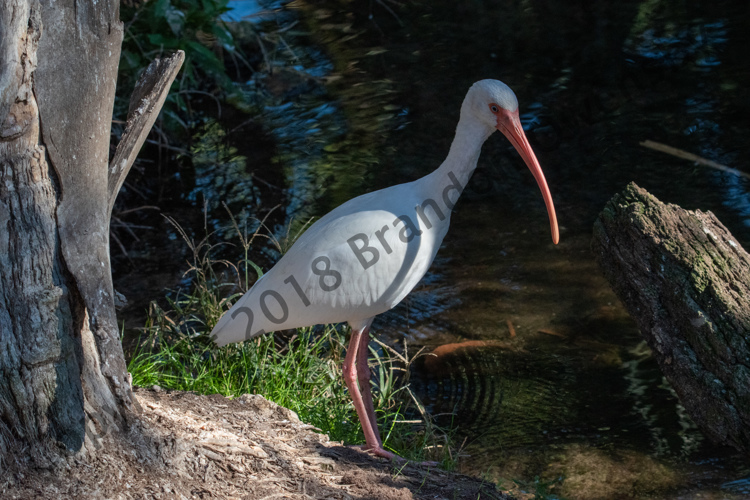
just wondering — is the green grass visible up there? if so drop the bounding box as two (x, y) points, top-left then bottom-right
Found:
(126, 214), (457, 464)
(129, 321), (365, 443)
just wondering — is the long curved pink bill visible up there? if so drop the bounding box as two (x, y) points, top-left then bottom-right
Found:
(499, 110), (560, 244)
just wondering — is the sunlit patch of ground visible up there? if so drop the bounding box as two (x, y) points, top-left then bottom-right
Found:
(2, 388), (512, 500)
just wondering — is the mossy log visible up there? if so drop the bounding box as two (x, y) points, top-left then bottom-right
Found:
(592, 182), (750, 454)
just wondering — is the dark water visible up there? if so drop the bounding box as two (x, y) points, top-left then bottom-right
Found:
(116, 0), (750, 497)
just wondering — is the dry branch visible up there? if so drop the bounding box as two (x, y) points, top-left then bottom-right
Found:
(108, 50), (185, 214)
(640, 140), (750, 180)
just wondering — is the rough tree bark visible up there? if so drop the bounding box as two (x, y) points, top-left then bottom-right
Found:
(0, 0), (182, 462)
(592, 182), (750, 454)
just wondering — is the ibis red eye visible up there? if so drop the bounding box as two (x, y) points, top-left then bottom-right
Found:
(489, 104), (500, 113)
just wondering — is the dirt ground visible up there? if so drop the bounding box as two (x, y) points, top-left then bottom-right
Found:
(1, 387), (512, 499)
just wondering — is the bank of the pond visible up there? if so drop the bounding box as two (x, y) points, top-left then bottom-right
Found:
(1, 388), (514, 500)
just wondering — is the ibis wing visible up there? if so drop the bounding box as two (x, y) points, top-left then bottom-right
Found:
(211, 182), (446, 346)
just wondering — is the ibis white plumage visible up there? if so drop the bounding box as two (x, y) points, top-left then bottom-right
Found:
(211, 79), (559, 461)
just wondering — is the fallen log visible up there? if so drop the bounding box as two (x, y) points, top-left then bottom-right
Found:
(592, 182), (750, 454)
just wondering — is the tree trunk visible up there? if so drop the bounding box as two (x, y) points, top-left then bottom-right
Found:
(0, 0), (182, 463)
(592, 182), (750, 454)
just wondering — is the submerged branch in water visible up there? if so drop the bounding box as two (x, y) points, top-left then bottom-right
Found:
(640, 140), (750, 180)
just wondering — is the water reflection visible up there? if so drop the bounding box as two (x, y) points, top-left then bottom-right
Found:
(410, 335), (709, 454)
(193, 5), (403, 240)
(411, 343), (577, 447)
(723, 476), (750, 497)
(625, 11), (727, 68)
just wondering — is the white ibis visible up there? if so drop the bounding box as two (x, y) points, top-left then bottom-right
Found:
(211, 79), (559, 461)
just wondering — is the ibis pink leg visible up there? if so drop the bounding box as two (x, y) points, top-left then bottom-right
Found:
(356, 326), (382, 446)
(343, 326), (395, 460)
(344, 326), (439, 466)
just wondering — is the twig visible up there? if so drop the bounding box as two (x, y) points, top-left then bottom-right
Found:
(228, 117), (257, 134)
(110, 231), (131, 260)
(506, 319), (516, 338)
(373, 0), (404, 27)
(228, 46), (256, 76)
(276, 34), (301, 63)
(144, 139), (189, 155)
(178, 90), (222, 118)
(111, 216), (142, 241)
(111, 220), (154, 232)
(640, 140), (750, 180)
(122, 180), (150, 200)
(116, 205), (161, 216)
(256, 34), (272, 74)
(274, 20), (299, 34)
(251, 172), (284, 191)
(538, 329), (567, 338)
(123, 24), (148, 59)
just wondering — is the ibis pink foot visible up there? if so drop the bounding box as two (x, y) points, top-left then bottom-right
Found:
(350, 445), (439, 467)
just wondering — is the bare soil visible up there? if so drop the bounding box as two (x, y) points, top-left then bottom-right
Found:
(1, 387), (511, 499)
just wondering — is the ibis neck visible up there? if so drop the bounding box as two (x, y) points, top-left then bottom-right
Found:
(425, 117), (493, 204)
